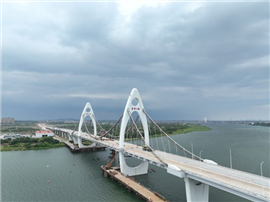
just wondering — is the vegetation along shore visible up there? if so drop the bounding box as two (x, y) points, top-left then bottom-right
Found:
(1, 121), (210, 151)
(1, 137), (65, 151)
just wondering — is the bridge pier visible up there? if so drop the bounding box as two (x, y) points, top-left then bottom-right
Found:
(184, 177), (209, 202)
(167, 164), (209, 202)
(64, 132), (68, 140)
(78, 137), (96, 148)
(67, 133), (72, 141)
(72, 136), (78, 144)
(119, 151), (148, 176)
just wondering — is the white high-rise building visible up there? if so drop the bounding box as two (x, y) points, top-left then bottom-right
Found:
(204, 117), (207, 123)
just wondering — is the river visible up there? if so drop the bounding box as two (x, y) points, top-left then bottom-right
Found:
(1, 123), (269, 202)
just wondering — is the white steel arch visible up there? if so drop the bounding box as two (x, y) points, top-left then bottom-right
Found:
(119, 88), (149, 176)
(77, 102), (97, 148)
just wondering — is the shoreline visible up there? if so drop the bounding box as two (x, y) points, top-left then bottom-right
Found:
(1, 125), (211, 152)
(1, 137), (66, 152)
(125, 124), (211, 141)
(1, 143), (66, 152)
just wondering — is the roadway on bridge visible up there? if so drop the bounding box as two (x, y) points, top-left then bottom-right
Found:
(103, 140), (270, 199)
(46, 126), (270, 202)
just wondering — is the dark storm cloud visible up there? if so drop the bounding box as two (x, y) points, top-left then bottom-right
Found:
(1, 2), (269, 120)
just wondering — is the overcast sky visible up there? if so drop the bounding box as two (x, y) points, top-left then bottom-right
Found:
(1, 1), (269, 121)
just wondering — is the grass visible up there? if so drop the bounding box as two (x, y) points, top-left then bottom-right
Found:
(1, 143), (65, 151)
(1, 137), (66, 152)
(171, 124), (210, 135)
(1, 121), (39, 134)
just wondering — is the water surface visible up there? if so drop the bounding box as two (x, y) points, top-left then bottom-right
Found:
(1, 123), (269, 202)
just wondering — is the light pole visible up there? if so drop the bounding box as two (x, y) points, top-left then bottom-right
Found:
(164, 144), (168, 158)
(229, 148), (232, 169)
(164, 144), (167, 152)
(260, 161), (264, 195)
(190, 142), (194, 159)
(199, 150), (203, 173)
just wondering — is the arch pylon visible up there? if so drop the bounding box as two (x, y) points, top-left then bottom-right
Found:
(119, 88), (149, 176)
(77, 102), (97, 148)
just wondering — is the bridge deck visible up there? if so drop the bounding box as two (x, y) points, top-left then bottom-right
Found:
(47, 126), (270, 202)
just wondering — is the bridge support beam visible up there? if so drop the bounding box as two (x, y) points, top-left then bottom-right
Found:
(119, 152), (149, 176)
(72, 136), (78, 145)
(184, 177), (209, 202)
(67, 133), (72, 141)
(65, 132), (69, 140)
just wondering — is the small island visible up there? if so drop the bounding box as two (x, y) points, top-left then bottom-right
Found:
(155, 123), (211, 135)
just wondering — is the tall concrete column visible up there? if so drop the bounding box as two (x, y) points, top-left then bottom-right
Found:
(67, 132), (72, 141)
(167, 164), (209, 202)
(184, 177), (209, 202)
(72, 136), (78, 144)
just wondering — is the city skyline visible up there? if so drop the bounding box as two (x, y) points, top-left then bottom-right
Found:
(1, 1), (269, 120)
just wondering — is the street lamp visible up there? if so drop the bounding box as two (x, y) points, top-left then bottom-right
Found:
(199, 150), (203, 173)
(229, 148), (232, 169)
(260, 161), (264, 195)
(200, 150), (203, 159)
(190, 142), (194, 159)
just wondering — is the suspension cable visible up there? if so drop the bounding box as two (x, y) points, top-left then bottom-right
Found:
(71, 122), (80, 135)
(125, 115), (139, 134)
(143, 109), (203, 161)
(99, 114), (123, 139)
(127, 109), (168, 167)
(91, 115), (105, 132)
(84, 121), (92, 136)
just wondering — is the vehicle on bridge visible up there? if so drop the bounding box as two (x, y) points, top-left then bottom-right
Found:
(142, 145), (152, 152)
(204, 159), (218, 165)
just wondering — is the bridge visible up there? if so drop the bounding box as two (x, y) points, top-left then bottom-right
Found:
(42, 88), (270, 202)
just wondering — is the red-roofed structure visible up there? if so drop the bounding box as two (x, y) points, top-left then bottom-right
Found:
(35, 130), (54, 138)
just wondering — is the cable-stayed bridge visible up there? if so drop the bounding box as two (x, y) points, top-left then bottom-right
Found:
(43, 88), (270, 202)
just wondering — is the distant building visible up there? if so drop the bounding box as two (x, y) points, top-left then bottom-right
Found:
(204, 117), (207, 123)
(3, 134), (21, 139)
(21, 134), (31, 138)
(1, 117), (15, 124)
(35, 130), (54, 138)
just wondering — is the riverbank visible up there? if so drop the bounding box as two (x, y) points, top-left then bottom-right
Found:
(171, 124), (210, 135)
(250, 122), (270, 127)
(1, 137), (65, 152)
(124, 124), (211, 140)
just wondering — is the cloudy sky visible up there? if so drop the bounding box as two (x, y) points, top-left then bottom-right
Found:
(1, 1), (269, 121)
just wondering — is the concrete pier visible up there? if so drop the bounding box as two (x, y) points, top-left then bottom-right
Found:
(101, 165), (167, 202)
